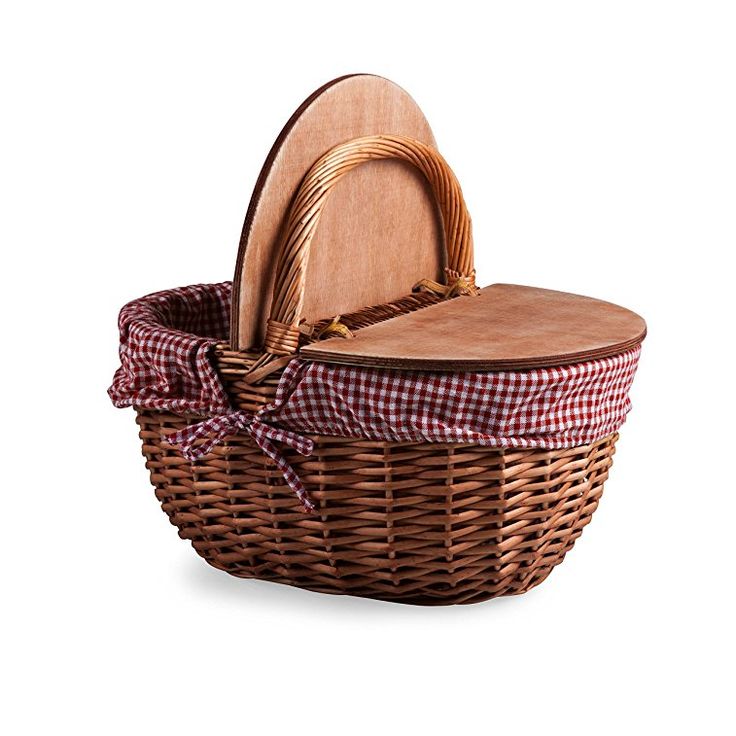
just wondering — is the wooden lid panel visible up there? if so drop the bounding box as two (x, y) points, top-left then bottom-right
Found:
(231, 74), (444, 350)
(300, 284), (647, 371)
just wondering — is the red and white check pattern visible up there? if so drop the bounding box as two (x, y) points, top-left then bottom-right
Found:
(109, 282), (641, 509)
(264, 348), (641, 450)
(108, 282), (232, 414)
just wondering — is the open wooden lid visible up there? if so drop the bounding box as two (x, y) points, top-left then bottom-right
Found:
(300, 284), (646, 371)
(231, 74), (444, 351)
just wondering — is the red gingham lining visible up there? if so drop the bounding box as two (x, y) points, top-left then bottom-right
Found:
(265, 349), (641, 450)
(108, 282), (232, 415)
(109, 282), (641, 507)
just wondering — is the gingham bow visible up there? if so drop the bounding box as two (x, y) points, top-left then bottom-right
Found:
(166, 411), (316, 513)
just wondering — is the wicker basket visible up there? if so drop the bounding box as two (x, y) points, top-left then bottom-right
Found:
(127, 134), (632, 605)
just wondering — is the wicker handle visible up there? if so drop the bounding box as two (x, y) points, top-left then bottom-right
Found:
(245, 134), (474, 383)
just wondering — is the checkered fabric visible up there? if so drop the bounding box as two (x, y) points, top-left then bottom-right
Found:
(108, 282), (232, 414)
(109, 282), (641, 510)
(265, 348), (641, 450)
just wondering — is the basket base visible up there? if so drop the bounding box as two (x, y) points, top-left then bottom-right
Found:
(137, 409), (615, 605)
(214, 559), (557, 606)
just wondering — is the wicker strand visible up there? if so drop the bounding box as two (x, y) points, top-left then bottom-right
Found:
(414, 269), (479, 299)
(315, 316), (354, 340)
(263, 319), (301, 356)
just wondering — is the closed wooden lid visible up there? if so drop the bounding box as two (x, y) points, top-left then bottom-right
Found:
(300, 284), (646, 371)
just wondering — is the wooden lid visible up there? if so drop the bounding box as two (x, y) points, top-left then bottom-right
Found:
(231, 74), (444, 350)
(300, 284), (646, 371)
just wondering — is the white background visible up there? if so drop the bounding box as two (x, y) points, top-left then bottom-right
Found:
(2, 2), (734, 734)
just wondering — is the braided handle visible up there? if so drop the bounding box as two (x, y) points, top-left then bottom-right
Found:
(245, 134), (475, 383)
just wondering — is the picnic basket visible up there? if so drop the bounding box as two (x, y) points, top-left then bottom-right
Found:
(112, 75), (645, 605)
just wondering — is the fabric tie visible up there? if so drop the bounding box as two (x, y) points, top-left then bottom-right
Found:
(166, 411), (316, 513)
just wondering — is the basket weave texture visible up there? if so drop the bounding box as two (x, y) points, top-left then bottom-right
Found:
(138, 390), (616, 604)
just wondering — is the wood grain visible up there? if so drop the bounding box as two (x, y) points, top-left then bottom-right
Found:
(231, 74), (444, 350)
(300, 284), (647, 370)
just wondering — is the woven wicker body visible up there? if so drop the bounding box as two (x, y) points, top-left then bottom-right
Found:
(137, 413), (615, 605)
(135, 336), (618, 605)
